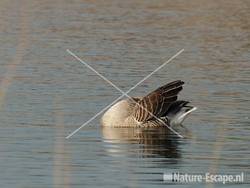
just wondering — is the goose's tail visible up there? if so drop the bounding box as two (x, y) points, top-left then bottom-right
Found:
(165, 101), (197, 126)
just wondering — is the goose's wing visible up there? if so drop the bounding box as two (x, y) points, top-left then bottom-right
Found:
(132, 80), (184, 123)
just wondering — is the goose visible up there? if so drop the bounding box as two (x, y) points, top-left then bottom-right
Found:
(101, 80), (197, 128)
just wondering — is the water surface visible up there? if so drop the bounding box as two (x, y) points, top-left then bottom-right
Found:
(0, 0), (250, 187)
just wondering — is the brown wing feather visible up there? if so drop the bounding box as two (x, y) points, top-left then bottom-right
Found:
(132, 80), (184, 122)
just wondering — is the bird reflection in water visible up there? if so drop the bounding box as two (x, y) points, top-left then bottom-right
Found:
(102, 127), (182, 161)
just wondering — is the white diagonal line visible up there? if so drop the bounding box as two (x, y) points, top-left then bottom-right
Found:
(65, 94), (125, 139)
(66, 49), (184, 139)
(67, 50), (126, 95)
(66, 49), (184, 138)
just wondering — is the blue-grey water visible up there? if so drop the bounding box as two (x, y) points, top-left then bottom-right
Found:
(0, 0), (250, 187)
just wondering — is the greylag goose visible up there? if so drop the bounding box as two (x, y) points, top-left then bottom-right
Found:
(101, 80), (197, 127)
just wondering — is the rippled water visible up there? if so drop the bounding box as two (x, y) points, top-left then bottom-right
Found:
(0, 0), (250, 187)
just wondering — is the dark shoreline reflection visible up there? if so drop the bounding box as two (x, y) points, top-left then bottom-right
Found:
(101, 127), (181, 160)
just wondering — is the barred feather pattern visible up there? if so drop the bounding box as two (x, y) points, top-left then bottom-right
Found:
(101, 80), (196, 128)
(132, 80), (184, 123)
